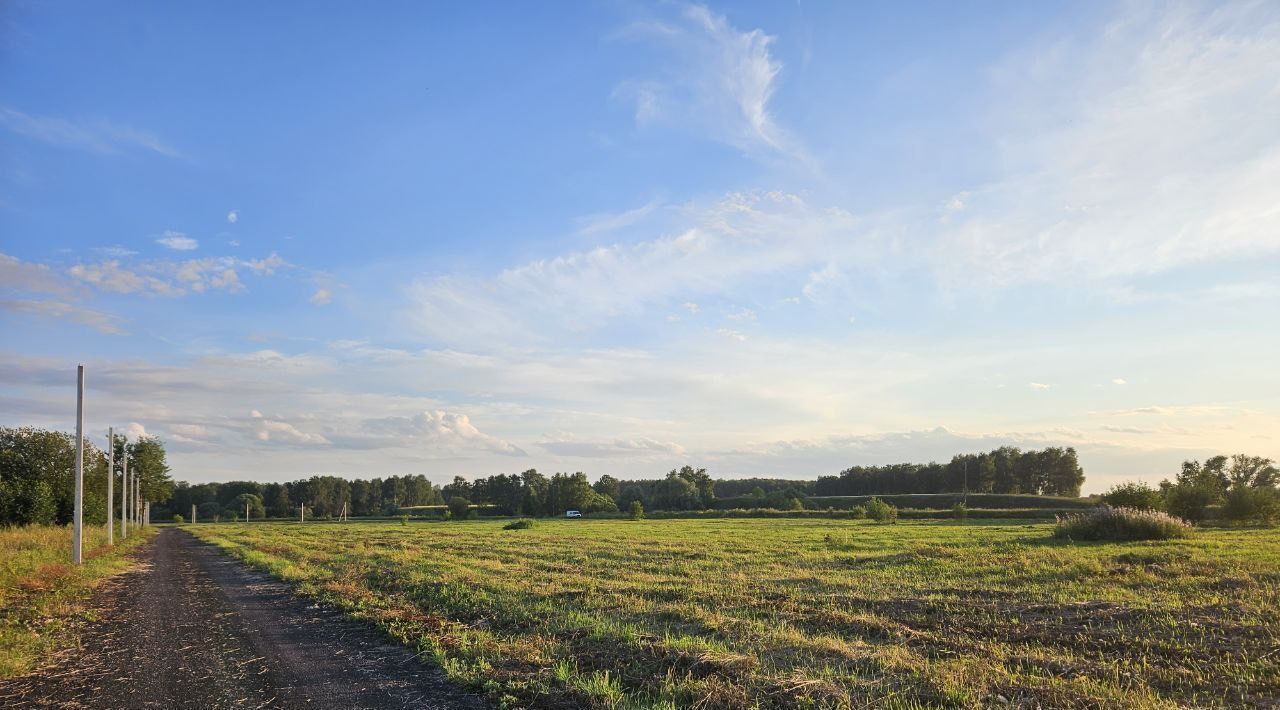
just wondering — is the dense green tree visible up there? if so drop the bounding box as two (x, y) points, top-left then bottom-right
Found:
(592, 474), (621, 502)
(1, 426), (110, 526)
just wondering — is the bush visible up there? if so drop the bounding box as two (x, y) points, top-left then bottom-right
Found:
(503, 518), (536, 530)
(173, 513), (185, 524)
(849, 505), (867, 519)
(447, 496), (472, 520)
(1053, 506), (1192, 541)
(1100, 481), (1164, 511)
(1165, 483), (1218, 523)
(467, 509), (479, 520)
(865, 497), (897, 523)
(629, 500), (644, 520)
(952, 502), (968, 521)
(399, 514), (410, 526)
(1221, 487), (1280, 525)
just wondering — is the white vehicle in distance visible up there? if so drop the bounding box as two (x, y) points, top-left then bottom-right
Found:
(565, 510), (583, 518)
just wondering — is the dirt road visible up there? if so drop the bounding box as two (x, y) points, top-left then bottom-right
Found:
(0, 528), (486, 709)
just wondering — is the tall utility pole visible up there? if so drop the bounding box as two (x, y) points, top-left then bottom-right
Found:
(73, 365), (85, 565)
(121, 442), (129, 539)
(106, 427), (114, 545)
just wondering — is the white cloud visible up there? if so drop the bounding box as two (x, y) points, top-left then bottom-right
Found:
(0, 299), (126, 334)
(716, 327), (747, 342)
(0, 252), (70, 295)
(156, 231), (198, 251)
(333, 411), (525, 456)
(406, 191), (861, 348)
(1111, 378), (1127, 385)
(94, 246), (138, 258)
(310, 288), (332, 305)
(933, 2), (1280, 285)
(725, 307), (755, 322)
(227, 210), (239, 224)
(68, 260), (184, 296)
(539, 436), (685, 458)
(617, 4), (808, 164)
(252, 414), (330, 446)
(1028, 382), (1052, 390)
(67, 252), (288, 297)
(0, 106), (181, 158)
(577, 199), (664, 237)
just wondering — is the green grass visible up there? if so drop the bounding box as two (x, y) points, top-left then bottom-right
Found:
(189, 518), (1280, 708)
(0, 525), (154, 678)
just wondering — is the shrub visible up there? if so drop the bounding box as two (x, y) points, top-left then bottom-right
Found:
(848, 505), (867, 519)
(173, 513), (185, 524)
(952, 502), (968, 521)
(1053, 506), (1192, 541)
(503, 518), (536, 530)
(1221, 487), (1280, 525)
(1165, 483), (1218, 523)
(447, 496), (472, 520)
(629, 500), (644, 520)
(399, 514), (410, 526)
(467, 509), (479, 520)
(865, 497), (897, 523)
(1100, 481), (1164, 511)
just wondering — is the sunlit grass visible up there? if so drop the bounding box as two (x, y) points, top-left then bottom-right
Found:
(191, 518), (1280, 708)
(0, 525), (154, 678)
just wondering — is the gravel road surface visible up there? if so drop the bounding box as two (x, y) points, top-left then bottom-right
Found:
(0, 528), (486, 709)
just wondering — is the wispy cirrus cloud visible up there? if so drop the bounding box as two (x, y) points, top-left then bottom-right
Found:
(0, 106), (182, 158)
(932, 1), (1280, 286)
(615, 4), (809, 165)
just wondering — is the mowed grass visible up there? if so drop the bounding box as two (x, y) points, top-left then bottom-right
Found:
(0, 525), (154, 678)
(190, 519), (1280, 708)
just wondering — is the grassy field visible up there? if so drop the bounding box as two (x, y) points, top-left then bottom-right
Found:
(191, 518), (1280, 709)
(0, 525), (154, 678)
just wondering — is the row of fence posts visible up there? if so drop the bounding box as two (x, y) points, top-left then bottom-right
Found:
(71, 361), (325, 563)
(72, 364), (151, 565)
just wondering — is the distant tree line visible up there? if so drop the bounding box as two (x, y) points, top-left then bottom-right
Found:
(813, 447), (1086, 497)
(162, 474), (448, 522)
(1, 426), (174, 526)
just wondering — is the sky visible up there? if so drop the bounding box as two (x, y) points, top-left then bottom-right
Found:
(2, 1), (1278, 493)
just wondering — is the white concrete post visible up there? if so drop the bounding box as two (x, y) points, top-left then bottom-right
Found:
(73, 365), (84, 565)
(106, 427), (114, 545)
(300, 502), (305, 523)
(191, 503), (196, 524)
(121, 444), (129, 538)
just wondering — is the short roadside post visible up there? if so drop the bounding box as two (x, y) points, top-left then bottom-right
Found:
(73, 365), (85, 565)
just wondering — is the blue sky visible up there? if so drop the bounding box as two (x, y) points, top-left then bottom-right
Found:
(2, 1), (1278, 492)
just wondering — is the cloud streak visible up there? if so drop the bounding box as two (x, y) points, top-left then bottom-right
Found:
(0, 107), (182, 158)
